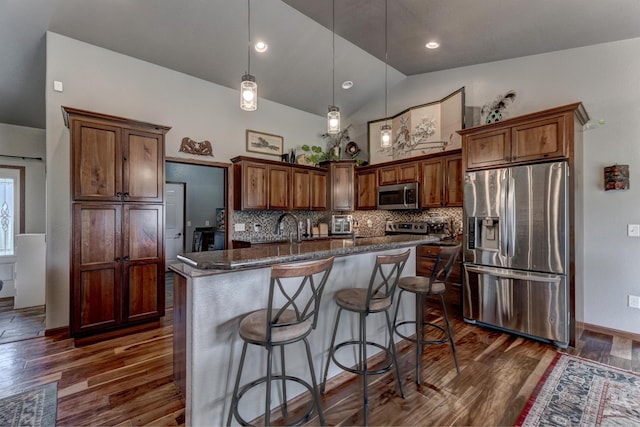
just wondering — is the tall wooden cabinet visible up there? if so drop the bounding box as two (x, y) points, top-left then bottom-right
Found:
(63, 107), (170, 337)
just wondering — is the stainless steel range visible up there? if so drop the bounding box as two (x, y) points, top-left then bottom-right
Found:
(385, 217), (450, 236)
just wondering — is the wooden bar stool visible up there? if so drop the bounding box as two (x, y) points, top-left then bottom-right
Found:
(227, 256), (334, 426)
(320, 249), (410, 426)
(393, 244), (461, 384)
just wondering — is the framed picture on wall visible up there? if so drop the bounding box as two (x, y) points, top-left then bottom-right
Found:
(367, 87), (465, 164)
(246, 130), (284, 156)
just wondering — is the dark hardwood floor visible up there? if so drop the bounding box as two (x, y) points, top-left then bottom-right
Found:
(0, 303), (637, 426)
(0, 297), (45, 344)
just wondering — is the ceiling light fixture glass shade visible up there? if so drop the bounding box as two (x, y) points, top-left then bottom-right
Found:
(381, 124), (392, 147)
(327, 105), (341, 134)
(240, 74), (257, 111)
(240, 0), (257, 111)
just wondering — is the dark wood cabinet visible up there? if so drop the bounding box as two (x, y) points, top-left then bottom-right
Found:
(419, 151), (462, 208)
(356, 169), (377, 210)
(377, 162), (418, 186)
(461, 105), (586, 170)
(325, 161), (354, 211)
(70, 119), (164, 202)
(64, 107), (169, 338)
(310, 170), (328, 210)
(233, 156), (326, 211)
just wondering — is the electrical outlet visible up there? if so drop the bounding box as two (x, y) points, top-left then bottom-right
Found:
(628, 224), (640, 237)
(187, 220), (191, 227)
(234, 223), (245, 232)
(254, 223), (262, 232)
(629, 295), (640, 309)
(205, 220), (210, 226)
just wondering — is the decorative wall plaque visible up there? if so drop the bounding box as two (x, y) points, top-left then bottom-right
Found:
(604, 164), (629, 191)
(179, 137), (213, 156)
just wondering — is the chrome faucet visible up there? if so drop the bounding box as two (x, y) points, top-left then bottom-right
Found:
(275, 212), (301, 243)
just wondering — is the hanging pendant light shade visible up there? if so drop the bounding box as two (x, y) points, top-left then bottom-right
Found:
(381, 124), (392, 148)
(380, 0), (390, 147)
(327, 105), (340, 134)
(327, 0), (340, 134)
(240, 0), (257, 111)
(241, 74), (257, 111)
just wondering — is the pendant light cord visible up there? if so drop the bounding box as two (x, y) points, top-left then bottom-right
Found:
(247, 0), (251, 75)
(332, 0), (336, 107)
(384, 0), (388, 119)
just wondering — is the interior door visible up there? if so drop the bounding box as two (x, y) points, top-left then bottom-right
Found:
(165, 182), (185, 267)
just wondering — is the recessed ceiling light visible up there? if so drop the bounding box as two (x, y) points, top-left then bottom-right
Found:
(341, 80), (354, 90)
(254, 41), (268, 53)
(425, 41), (440, 49)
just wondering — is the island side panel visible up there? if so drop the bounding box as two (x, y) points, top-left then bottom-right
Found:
(185, 247), (417, 426)
(173, 272), (187, 397)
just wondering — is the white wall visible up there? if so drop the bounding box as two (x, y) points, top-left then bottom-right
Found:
(348, 37), (640, 335)
(0, 123), (46, 233)
(45, 32), (326, 329)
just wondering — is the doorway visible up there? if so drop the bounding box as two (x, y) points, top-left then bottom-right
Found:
(164, 159), (230, 308)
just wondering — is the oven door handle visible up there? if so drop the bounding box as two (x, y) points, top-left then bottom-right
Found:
(403, 185), (408, 207)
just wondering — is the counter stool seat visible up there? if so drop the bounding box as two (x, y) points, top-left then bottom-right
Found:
(321, 250), (410, 426)
(393, 245), (461, 385)
(227, 256), (334, 427)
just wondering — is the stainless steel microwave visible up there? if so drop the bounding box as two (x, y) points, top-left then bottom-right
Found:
(377, 182), (420, 210)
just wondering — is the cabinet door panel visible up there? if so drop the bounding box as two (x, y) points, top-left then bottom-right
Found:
(123, 204), (164, 322)
(79, 268), (120, 330)
(398, 163), (418, 183)
(123, 130), (164, 202)
(310, 170), (327, 210)
(73, 121), (122, 201)
(292, 169), (310, 210)
(465, 128), (511, 170)
(511, 115), (565, 163)
(239, 162), (268, 210)
(73, 203), (122, 334)
(444, 156), (463, 207)
(329, 162), (354, 210)
(356, 170), (377, 210)
(420, 159), (443, 208)
(268, 165), (291, 210)
(124, 262), (163, 321)
(378, 166), (398, 186)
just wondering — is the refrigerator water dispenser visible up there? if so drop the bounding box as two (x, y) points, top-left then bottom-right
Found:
(467, 217), (500, 250)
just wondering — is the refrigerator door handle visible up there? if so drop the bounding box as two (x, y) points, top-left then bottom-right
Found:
(508, 176), (516, 257)
(465, 265), (562, 283)
(499, 176), (508, 257)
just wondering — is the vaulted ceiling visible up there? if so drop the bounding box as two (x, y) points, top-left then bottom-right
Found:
(2, 0), (640, 129)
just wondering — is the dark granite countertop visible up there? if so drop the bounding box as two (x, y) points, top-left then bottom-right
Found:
(177, 234), (440, 270)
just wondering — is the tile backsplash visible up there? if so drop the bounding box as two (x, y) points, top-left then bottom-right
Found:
(232, 207), (463, 242)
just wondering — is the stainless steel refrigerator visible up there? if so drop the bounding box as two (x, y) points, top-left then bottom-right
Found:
(463, 161), (569, 347)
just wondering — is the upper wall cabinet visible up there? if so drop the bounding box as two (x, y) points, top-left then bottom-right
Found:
(64, 108), (169, 203)
(377, 162), (419, 186)
(459, 103), (590, 171)
(232, 156), (327, 211)
(325, 161), (355, 211)
(419, 151), (462, 208)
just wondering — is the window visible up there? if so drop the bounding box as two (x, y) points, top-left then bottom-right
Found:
(0, 168), (20, 257)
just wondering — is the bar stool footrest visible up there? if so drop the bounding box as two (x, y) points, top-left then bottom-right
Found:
(232, 374), (317, 426)
(331, 340), (394, 376)
(394, 320), (448, 345)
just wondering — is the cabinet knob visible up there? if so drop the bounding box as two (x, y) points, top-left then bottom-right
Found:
(115, 257), (121, 262)
(123, 192), (130, 198)
(116, 192), (123, 197)
(123, 256), (130, 261)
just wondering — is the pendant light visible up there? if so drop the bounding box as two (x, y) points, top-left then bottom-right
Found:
(327, 0), (340, 134)
(240, 0), (257, 111)
(380, 0), (392, 148)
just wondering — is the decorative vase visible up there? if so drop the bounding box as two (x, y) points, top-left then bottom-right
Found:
(485, 108), (503, 124)
(331, 145), (341, 160)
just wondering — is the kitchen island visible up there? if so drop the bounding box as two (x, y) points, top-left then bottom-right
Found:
(171, 234), (439, 426)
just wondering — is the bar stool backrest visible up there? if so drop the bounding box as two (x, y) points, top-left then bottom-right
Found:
(266, 256), (335, 343)
(428, 245), (461, 292)
(366, 249), (411, 312)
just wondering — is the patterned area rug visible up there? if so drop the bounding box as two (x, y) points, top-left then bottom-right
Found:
(516, 353), (640, 426)
(0, 382), (57, 427)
